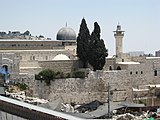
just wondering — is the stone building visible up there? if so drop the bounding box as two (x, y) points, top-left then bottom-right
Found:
(0, 26), (79, 85)
(32, 24), (160, 104)
(102, 25), (160, 104)
(0, 24), (160, 104)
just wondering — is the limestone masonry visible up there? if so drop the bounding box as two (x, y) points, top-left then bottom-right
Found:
(0, 25), (160, 104)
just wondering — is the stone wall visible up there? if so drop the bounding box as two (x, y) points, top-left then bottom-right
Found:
(33, 71), (129, 104)
(103, 58), (116, 71)
(102, 70), (132, 101)
(29, 57), (160, 104)
(33, 77), (108, 104)
(38, 60), (79, 73)
(0, 40), (63, 50)
(32, 60), (160, 104)
(18, 50), (74, 61)
(19, 61), (42, 74)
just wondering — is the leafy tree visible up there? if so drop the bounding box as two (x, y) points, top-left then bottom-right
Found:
(77, 18), (90, 68)
(36, 69), (55, 85)
(88, 22), (108, 71)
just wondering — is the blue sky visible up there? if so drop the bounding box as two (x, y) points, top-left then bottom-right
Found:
(0, 0), (160, 55)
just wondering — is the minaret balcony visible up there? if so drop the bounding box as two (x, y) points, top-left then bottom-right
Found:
(114, 33), (124, 36)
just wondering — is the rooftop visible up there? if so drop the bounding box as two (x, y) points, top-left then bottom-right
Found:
(117, 62), (140, 65)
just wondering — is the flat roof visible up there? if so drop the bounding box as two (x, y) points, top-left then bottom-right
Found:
(0, 39), (76, 42)
(117, 62), (140, 65)
(20, 67), (42, 69)
(132, 88), (149, 92)
(0, 49), (66, 52)
(146, 57), (160, 59)
(0, 39), (59, 42)
(0, 95), (85, 120)
(145, 84), (160, 88)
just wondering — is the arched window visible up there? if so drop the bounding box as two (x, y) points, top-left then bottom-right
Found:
(109, 66), (112, 70)
(154, 70), (157, 76)
(117, 66), (121, 70)
(33, 56), (35, 60)
(2, 65), (8, 72)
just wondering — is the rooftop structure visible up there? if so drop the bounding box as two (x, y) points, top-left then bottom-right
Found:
(56, 27), (76, 40)
(155, 50), (160, 57)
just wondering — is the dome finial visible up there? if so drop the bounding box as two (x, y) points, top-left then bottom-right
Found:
(66, 22), (67, 27)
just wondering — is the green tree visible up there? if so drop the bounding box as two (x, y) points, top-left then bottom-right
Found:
(88, 22), (108, 71)
(37, 69), (55, 85)
(77, 18), (90, 68)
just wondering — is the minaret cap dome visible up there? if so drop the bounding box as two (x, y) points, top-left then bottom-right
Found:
(117, 25), (121, 31)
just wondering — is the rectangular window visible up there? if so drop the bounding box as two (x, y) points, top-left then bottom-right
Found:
(46, 56), (48, 60)
(154, 70), (157, 76)
(33, 56), (35, 60)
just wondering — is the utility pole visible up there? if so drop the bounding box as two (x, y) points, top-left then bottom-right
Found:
(108, 82), (110, 118)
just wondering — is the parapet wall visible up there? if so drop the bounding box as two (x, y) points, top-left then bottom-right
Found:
(38, 60), (79, 73)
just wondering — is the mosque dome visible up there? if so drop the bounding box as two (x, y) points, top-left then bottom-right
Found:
(53, 54), (70, 60)
(56, 27), (76, 40)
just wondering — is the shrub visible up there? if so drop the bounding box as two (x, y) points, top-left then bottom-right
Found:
(72, 71), (85, 78)
(35, 74), (41, 80)
(66, 73), (71, 78)
(16, 83), (28, 91)
(36, 69), (73, 83)
(55, 71), (64, 79)
(60, 72), (64, 78)
(35, 69), (55, 85)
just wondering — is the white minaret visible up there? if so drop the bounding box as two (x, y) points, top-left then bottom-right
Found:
(113, 24), (125, 57)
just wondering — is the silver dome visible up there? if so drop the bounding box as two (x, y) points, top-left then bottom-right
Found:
(56, 27), (76, 40)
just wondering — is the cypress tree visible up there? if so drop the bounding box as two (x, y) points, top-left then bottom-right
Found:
(88, 22), (108, 71)
(77, 18), (90, 68)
